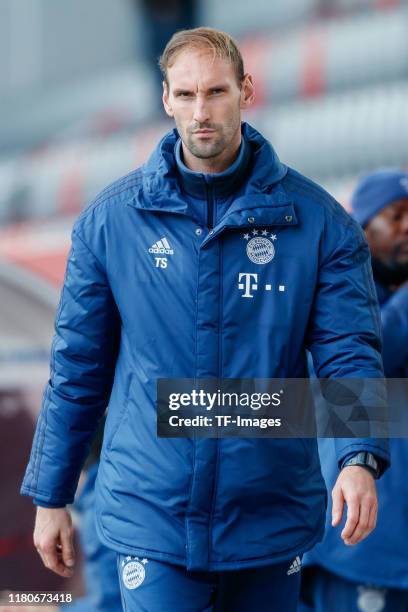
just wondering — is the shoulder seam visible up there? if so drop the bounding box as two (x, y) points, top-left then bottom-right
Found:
(76, 172), (143, 224)
(284, 170), (350, 223)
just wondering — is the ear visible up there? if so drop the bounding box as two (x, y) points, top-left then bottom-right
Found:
(239, 73), (255, 110)
(162, 81), (174, 117)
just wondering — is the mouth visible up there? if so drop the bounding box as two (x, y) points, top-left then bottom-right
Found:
(193, 129), (216, 135)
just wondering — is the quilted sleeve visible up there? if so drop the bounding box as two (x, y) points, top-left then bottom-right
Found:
(20, 226), (120, 505)
(306, 211), (390, 475)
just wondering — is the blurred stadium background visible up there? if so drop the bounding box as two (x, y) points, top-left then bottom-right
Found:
(0, 0), (407, 599)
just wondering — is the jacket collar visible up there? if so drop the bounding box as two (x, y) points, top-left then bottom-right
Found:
(174, 135), (252, 199)
(129, 122), (288, 216)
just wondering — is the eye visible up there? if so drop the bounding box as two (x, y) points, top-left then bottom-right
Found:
(210, 89), (224, 95)
(177, 91), (193, 98)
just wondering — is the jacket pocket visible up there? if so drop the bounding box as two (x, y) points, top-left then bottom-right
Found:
(106, 374), (133, 451)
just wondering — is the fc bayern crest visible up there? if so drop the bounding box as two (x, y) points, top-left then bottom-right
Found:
(243, 229), (277, 265)
(121, 556), (148, 590)
(357, 587), (386, 612)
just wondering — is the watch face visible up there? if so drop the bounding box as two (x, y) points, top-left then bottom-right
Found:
(344, 452), (378, 477)
(347, 452), (366, 465)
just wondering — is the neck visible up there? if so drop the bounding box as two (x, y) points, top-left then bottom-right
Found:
(181, 137), (242, 174)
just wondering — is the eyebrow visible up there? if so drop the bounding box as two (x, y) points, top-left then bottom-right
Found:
(173, 84), (230, 96)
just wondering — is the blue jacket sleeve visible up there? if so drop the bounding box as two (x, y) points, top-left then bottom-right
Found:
(306, 210), (390, 475)
(380, 284), (408, 376)
(20, 225), (120, 506)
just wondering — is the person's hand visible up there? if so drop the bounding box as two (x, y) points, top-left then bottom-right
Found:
(331, 466), (378, 545)
(33, 507), (75, 578)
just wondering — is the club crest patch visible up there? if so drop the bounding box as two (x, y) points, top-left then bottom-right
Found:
(121, 556), (148, 590)
(243, 229), (277, 264)
(357, 586), (386, 612)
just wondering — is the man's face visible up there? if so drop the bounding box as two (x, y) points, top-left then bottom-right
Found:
(162, 49), (254, 165)
(365, 198), (408, 270)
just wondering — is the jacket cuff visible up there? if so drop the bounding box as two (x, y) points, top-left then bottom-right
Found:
(33, 498), (66, 509)
(335, 439), (390, 478)
(340, 450), (385, 478)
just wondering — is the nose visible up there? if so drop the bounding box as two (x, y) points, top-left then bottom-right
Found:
(192, 96), (210, 125)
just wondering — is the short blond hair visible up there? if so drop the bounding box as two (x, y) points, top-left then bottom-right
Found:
(159, 27), (245, 86)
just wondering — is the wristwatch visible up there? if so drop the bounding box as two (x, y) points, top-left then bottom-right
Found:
(342, 451), (380, 479)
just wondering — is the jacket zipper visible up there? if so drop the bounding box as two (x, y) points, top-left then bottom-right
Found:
(208, 238), (223, 562)
(206, 182), (214, 229)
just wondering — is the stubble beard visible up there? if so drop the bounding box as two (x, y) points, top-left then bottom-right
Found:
(185, 131), (225, 159)
(179, 114), (241, 161)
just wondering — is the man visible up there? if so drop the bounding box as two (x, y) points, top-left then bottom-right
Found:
(300, 169), (408, 612)
(21, 28), (390, 611)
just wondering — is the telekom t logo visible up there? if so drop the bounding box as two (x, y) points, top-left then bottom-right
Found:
(238, 273), (258, 298)
(238, 273), (286, 298)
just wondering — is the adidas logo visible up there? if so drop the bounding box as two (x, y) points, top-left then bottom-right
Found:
(148, 237), (174, 255)
(287, 556), (302, 575)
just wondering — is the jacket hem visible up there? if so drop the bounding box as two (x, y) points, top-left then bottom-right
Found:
(206, 524), (326, 571)
(95, 509), (325, 571)
(95, 511), (187, 566)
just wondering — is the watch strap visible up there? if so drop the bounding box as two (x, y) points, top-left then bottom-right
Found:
(342, 451), (380, 479)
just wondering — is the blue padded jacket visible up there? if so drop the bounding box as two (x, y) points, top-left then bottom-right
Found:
(21, 123), (389, 571)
